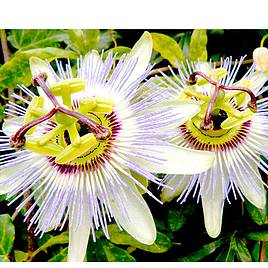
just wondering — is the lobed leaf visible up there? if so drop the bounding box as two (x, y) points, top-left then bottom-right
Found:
(14, 250), (28, 262)
(0, 255), (10, 262)
(168, 204), (196, 232)
(245, 200), (267, 225)
(0, 48), (78, 92)
(243, 230), (268, 241)
(100, 240), (136, 262)
(176, 239), (224, 261)
(98, 30), (119, 51)
(188, 29), (208, 62)
(31, 231), (68, 258)
(151, 32), (185, 66)
(0, 214), (15, 256)
(48, 247), (68, 262)
(8, 30), (68, 51)
(66, 29), (100, 55)
(234, 238), (252, 262)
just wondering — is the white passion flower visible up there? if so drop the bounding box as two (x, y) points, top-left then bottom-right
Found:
(160, 56), (268, 238)
(0, 32), (215, 262)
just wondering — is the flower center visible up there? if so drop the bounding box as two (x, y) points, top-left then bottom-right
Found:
(9, 73), (118, 168)
(49, 110), (120, 171)
(177, 69), (257, 151)
(179, 118), (251, 152)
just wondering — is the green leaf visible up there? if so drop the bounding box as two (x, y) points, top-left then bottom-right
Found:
(234, 238), (252, 262)
(0, 255), (10, 262)
(66, 29), (100, 55)
(188, 29), (208, 62)
(243, 230), (268, 241)
(0, 48), (78, 92)
(48, 247), (68, 262)
(179, 31), (191, 58)
(221, 234), (252, 262)
(176, 239), (224, 261)
(252, 241), (260, 262)
(14, 250), (28, 262)
(168, 204), (196, 232)
(84, 30), (100, 51)
(100, 240), (136, 262)
(108, 224), (172, 253)
(8, 30), (68, 51)
(151, 32), (185, 66)
(87, 238), (135, 262)
(31, 231), (69, 259)
(208, 29), (224, 35)
(0, 194), (6, 202)
(245, 200), (267, 225)
(37, 233), (54, 247)
(103, 46), (131, 60)
(0, 214), (15, 255)
(98, 30), (119, 51)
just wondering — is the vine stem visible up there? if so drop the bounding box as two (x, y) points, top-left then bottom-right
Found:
(0, 29), (10, 62)
(259, 241), (266, 262)
(0, 29), (14, 102)
(24, 190), (36, 260)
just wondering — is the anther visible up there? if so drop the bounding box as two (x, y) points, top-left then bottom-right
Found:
(9, 135), (26, 149)
(32, 72), (48, 86)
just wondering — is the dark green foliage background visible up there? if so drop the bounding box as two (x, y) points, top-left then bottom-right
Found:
(0, 29), (267, 262)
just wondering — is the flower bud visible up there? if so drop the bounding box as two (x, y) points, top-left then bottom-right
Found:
(253, 47), (268, 72)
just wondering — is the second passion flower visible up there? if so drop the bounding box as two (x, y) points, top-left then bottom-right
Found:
(160, 56), (268, 238)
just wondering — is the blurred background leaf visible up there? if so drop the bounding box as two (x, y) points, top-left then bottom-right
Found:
(7, 30), (68, 51)
(0, 48), (78, 92)
(0, 214), (15, 260)
(188, 29), (208, 61)
(151, 32), (185, 66)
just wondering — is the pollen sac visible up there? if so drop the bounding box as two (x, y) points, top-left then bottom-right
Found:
(25, 138), (64, 157)
(78, 97), (115, 114)
(220, 110), (255, 129)
(23, 96), (46, 134)
(50, 78), (86, 96)
(55, 133), (98, 164)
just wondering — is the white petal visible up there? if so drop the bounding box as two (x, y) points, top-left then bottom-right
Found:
(201, 160), (226, 238)
(130, 144), (215, 175)
(110, 177), (156, 245)
(145, 100), (201, 127)
(201, 195), (224, 238)
(125, 31), (152, 86)
(112, 31), (152, 90)
(233, 158), (266, 209)
(81, 50), (103, 80)
(29, 57), (60, 109)
(77, 50), (104, 98)
(2, 116), (24, 136)
(68, 196), (91, 262)
(30, 57), (58, 85)
(161, 174), (191, 202)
